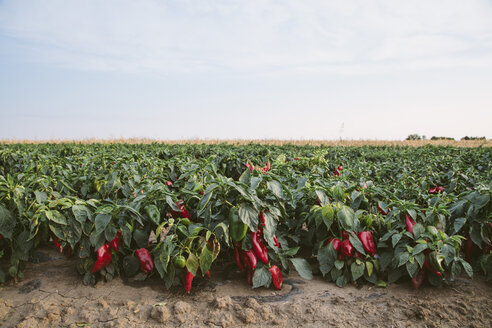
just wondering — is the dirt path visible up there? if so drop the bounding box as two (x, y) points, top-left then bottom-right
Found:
(1, 247), (491, 328)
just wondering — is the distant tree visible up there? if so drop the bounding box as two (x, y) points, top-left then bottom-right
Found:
(406, 134), (423, 141)
(430, 136), (455, 140)
(461, 136), (486, 140)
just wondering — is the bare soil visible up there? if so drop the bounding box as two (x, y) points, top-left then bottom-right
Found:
(1, 247), (491, 328)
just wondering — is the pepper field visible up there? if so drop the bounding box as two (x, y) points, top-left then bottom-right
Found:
(0, 142), (491, 327)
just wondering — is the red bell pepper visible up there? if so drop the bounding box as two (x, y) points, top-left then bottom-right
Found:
(273, 235), (280, 248)
(91, 244), (112, 273)
(464, 235), (475, 262)
(358, 231), (376, 256)
(165, 180), (173, 186)
(411, 269), (426, 289)
(354, 251), (364, 259)
(172, 200), (191, 219)
(135, 248), (154, 273)
(428, 186), (444, 194)
(269, 265), (283, 290)
(234, 244), (245, 272)
(185, 270), (194, 293)
(241, 249), (257, 270)
(325, 238), (341, 252)
(423, 258), (443, 277)
(52, 235), (63, 253)
(251, 230), (269, 265)
(259, 212), (265, 227)
(342, 231), (350, 240)
(341, 240), (354, 257)
(405, 213), (416, 236)
(110, 230), (122, 252)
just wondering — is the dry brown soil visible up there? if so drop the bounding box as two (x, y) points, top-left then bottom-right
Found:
(1, 247), (491, 328)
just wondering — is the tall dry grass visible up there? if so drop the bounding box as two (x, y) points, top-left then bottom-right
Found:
(0, 138), (490, 147)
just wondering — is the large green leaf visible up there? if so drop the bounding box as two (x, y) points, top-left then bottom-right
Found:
(238, 203), (258, 232)
(95, 213), (112, 233)
(289, 258), (313, 280)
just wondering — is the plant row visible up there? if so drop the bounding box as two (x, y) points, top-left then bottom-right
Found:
(0, 144), (491, 292)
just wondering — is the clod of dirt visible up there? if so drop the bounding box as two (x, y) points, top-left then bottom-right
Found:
(151, 305), (170, 323)
(174, 301), (191, 314)
(213, 296), (233, 309)
(174, 301), (191, 324)
(244, 297), (261, 310)
(208, 312), (236, 328)
(16, 317), (40, 328)
(237, 307), (257, 324)
(18, 279), (41, 294)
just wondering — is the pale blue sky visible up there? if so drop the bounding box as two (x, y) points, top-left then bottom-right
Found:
(1, 0), (491, 140)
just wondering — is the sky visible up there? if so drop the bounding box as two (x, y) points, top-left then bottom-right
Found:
(0, 0), (491, 140)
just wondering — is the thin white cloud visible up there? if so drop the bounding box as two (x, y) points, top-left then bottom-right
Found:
(0, 0), (491, 75)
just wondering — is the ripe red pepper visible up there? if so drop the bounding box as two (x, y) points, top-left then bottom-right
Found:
(341, 240), (354, 257)
(234, 244), (245, 272)
(405, 213), (416, 236)
(411, 269), (426, 289)
(269, 265), (283, 290)
(135, 248), (154, 273)
(166, 180), (173, 186)
(423, 258), (442, 277)
(464, 235), (475, 262)
(266, 161), (271, 171)
(342, 231), (350, 240)
(185, 270), (194, 293)
(172, 200), (191, 219)
(325, 238), (341, 252)
(205, 270), (211, 279)
(358, 231), (376, 256)
(333, 170), (340, 176)
(428, 186), (444, 194)
(259, 212), (266, 227)
(110, 230), (122, 252)
(273, 235), (280, 248)
(91, 244), (112, 273)
(241, 249), (257, 270)
(52, 235), (63, 253)
(251, 230), (269, 265)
